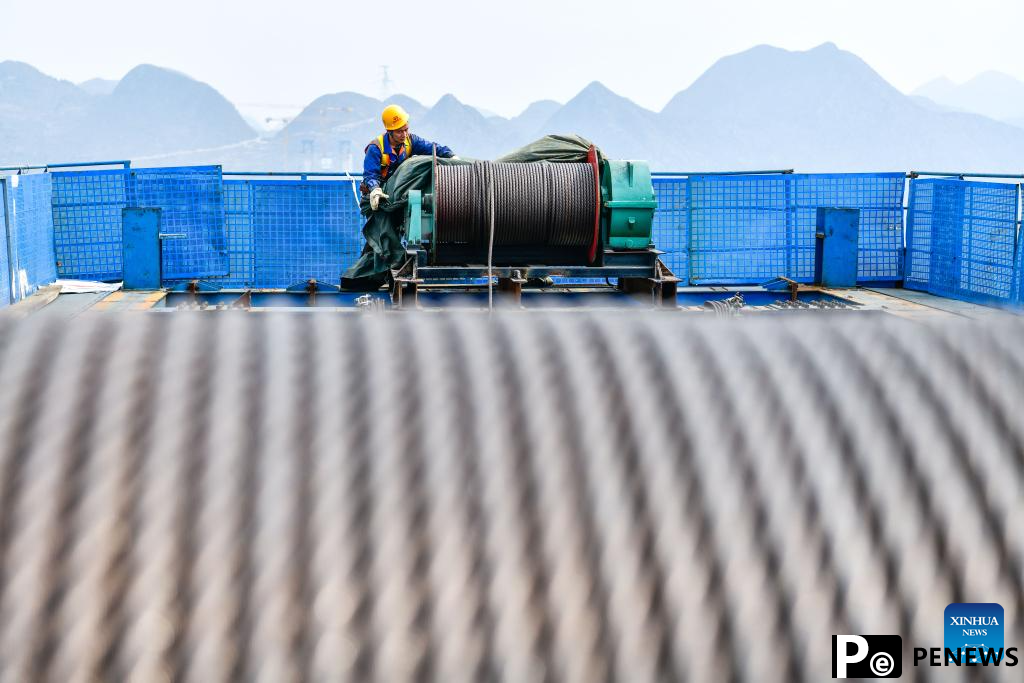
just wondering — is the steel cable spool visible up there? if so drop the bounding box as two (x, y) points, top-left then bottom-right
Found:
(0, 313), (1021, 681)
(434, 161), (597, 253)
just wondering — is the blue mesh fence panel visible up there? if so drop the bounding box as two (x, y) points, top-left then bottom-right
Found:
(688, 173), (905, 285)
(250, 180), (362, 289)
(129, 166), (227, 280)
(791, 173), (905, 282)
(7, 173), (57, 300)
(51, 169), (128, 280)
(218, 179), (254, 288)
(904, 180), (933, 290)
(651, 177), (688, 277)
(905, 178), (1019, 305)
(0, 178), (10, 305)
(688, 174), (790, 284)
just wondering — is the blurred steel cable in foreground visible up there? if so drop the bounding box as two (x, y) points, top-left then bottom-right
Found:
(0, 312), (1021, 682)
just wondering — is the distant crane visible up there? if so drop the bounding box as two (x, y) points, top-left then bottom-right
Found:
(380, 65), (393, 100)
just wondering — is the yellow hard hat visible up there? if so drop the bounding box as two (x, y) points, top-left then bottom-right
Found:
(381, 104), (410, 131)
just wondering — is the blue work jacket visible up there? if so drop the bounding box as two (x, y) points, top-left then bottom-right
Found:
(362, 133), (454, 190)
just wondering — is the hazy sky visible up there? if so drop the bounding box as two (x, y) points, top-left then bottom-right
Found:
(2, 0), (1023, 117)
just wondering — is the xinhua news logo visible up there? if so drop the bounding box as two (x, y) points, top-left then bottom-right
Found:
(944, 603), (1004, 664)
(832, 635), (902, 678)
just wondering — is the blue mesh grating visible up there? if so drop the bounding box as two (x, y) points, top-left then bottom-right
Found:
(52, 169), (128, 280)
(688, 174), (790, 284)
(904, 180), (934, 289)
(248, 180), (362, 289)
(687, 173), (905, 285)
(0, 178), (10, 305)
(906, 178), (1019, 305)
(53, 166), (227, 282)
(6, 173), (57, 300)
(651, 177), (688, 278)
(129, 166), (227, 280)
(791, 173), (904, 282)
(217, 179), (255, 288)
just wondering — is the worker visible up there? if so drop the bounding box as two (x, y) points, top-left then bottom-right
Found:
(362, 104), (456, 210)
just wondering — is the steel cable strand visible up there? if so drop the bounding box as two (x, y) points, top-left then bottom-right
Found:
(550, 165), (573, 247)
(454, 314), (539, 682)
(673, 324), (800, 683)
(94, 315), (169, 681)
(246, 315), (306, 681)
(550, 314), (656, 681)
(624, 319), (740, 683)
(436, 316), (498, 683)
(337, 316), (378, 680)
(968, 324), (1024, 590)
(550, 165), (569, 247)
(495, 164), (515, 245)
(363, 314), (431, 682)
(507, 317), (612, 683)
(533, 316), (620, 683)
(578, 163), (596, 247)
(969, 322), (1024, 482)
(419, 316), (501, 682)
(833, 322), (1004, 683)
(381, 315), (437, 682)
(302, 315), (364, 680)
(803, 322), (967, 668)
(0, 318), (88, 681)
(473, 163), (487, 247)
(540, 163), (553, 246)
(186, 314), (251, 682)
(117, 316), (195, 681)
(869, 323), (1024, 633)
(164, 314), (218, 681)
(285, 312), (318, 681)
(435, 165), (448, 244)
(723, 323), (859, 674)
(531, 163), (553, 245)
(0, 319), (62, 601)
(579, 317), (699, 683)
(928, 323), (1024, 595)
(31, 317), (117, 681)
(412, 316), (489, 683)
(224, 315), (266, 682)
(761, 322), (920, 652)
(555, 164), (596, 248)
(703, 321), (841, 679)
(485, 316), (558, 681)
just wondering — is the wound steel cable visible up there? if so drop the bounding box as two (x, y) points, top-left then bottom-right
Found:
(434, 161), (597, 253)
(0, 314), (1020, 681)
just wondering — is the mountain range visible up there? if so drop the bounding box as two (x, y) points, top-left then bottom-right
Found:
(4, 43), (1024, 172)
(913, 71), (1024, 129)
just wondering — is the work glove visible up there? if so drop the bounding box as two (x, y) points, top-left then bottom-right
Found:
(369, 187), (388, 211)
(450, 155), (461, 160)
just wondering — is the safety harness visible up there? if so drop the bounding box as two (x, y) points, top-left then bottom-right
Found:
(370, 133), (412, 181)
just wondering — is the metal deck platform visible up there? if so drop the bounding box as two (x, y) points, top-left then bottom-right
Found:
(6, 283), (1016, 319)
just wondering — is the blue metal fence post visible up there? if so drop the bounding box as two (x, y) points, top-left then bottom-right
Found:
(0, 178), (11, 304)
(122, 208), (162, 290)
